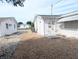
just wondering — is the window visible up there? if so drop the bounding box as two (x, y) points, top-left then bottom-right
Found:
(64, 21), (78, 30)
(6, 23), (8, 29)
(14, 24), (15, 29)
(48, 25), (51, 28)
(9, 24), (12, 26)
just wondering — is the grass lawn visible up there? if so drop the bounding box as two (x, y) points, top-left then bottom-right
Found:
(11, 32), (78, 59)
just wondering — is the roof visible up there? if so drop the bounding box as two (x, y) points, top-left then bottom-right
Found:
(58, 15), (78, 22)
(0, 17), (17, 23)
(34, 15), (61, 22)
(58, 11), (78, 22)
(60, 11), (78, 18)
(39, 15), (60, 20)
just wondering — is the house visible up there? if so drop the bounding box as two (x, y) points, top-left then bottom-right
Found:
(34, 15), (60, 36)
(57, 11), (78, 38)
(17, 22), (25, 29)
(25, 25), (30, 29)
(0, 17), (17, 36)
(18, 24), (30, 29)
(18, 24), (25, 29)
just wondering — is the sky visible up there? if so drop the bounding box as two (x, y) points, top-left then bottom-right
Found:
(0, 0), (78, 23)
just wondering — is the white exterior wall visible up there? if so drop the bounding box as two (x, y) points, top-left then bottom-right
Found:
(34, 16), (60, 36)
(57, 29), (78, 38)
(34, 19), (37, 32)
(0, 19), (17, 36)
(0, 23), (2, 36)
(44, 19), (56, 36)
(57, 21), (78, 38)
(19, 24), (25, 29)
(34, 16), (44, 35)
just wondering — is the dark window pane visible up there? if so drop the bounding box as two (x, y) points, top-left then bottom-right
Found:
(6, 23), (8, 29)
(14, 24), (15, 29)
(9, 24), (12, 26)
(49, 25), (51, 28)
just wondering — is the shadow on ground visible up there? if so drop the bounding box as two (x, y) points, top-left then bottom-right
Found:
(11, 37), (78, 59)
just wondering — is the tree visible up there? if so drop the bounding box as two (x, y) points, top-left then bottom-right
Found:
(27, 21), (32, 26)
(26, 21), (34, 27)
(26, 21), (34, 31)
(0, 0), (25, 7)
(17, 22), (23, 27)
(18, 22), (23, 25)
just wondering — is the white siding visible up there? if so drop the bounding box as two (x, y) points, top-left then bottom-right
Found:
(34, 15), (60, 36)
(34, 19), (37, 32)
(44, 19), (56, 36)
(34, 16), (44, 35)
(0, 23), (2, 36)
(57, 20), (78, 38)
(0, 19), (17, 36)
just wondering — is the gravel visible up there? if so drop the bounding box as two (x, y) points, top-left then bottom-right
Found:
(0, 36), (20, 59)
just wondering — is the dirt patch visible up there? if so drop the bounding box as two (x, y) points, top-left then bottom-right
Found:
(11, 32), (78, 59)
(0, 35), (21, 59)
(19, 31), (42, 41)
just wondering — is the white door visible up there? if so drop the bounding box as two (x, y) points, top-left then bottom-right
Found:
(47, 25), (56, 36)
(46, 20), (57, 36)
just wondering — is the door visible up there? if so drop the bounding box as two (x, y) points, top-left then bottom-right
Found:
(45, 21), (56, 36)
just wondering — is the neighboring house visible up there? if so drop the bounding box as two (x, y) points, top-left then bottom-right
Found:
(57, 11), (78, 38)
(34, 15), (60, 36)
(18, 24), (25, 29)
(18, 24), (30, 29)
(25, 25), (30, 29)
(0, 17), (17, 36)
